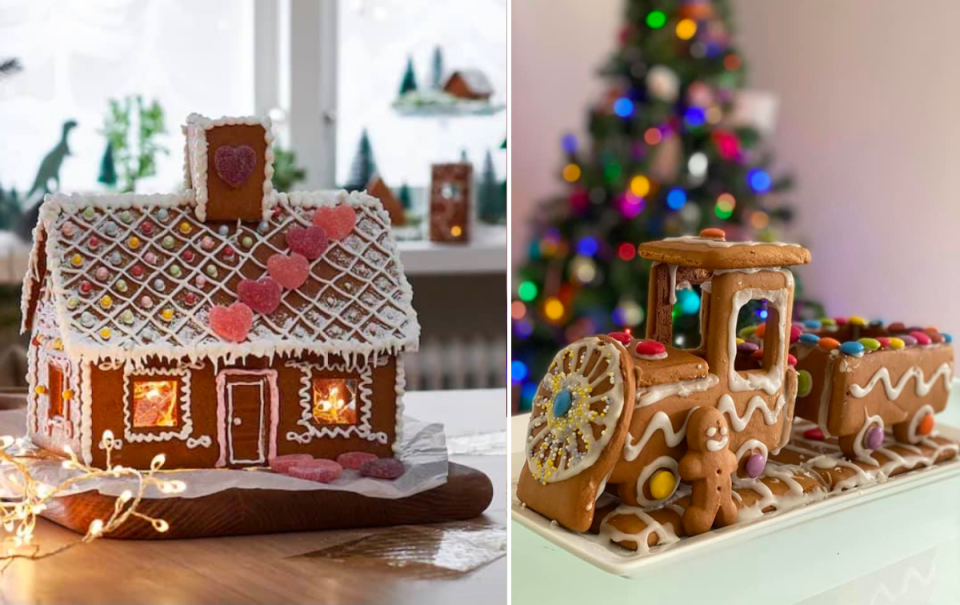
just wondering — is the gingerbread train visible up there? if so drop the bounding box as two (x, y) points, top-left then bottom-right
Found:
(517, 229), (957, 553)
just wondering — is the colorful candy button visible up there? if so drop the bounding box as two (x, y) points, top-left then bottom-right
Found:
(157, 208), (170, 222)
(80, 312), (95, 328)
(218, 225), (230, 237)
(195, 275), (206, 288)
(754, 323), (767, 338)
(745, 453), (766, 479)
(82, 207), (96, 221)
(866, 427), (884, 450)
(820, 318), (837, 327)
(120, 210), (133, 224)
(799, 333), (820, 345)
(66, 297), (79, 310)
(153, 278), (166, 291)
(121, 310), (134, 325)
(899, 335), (917, 347)
(699, 227), (726, 240)
(850, 315), (868, 327)
(858, 338), (881, 351)
(257, 220), (270, 234)
(160, 308), (174, 322)
(876, 337), (891, 349)
(131, 264), (144, 278)
(737, 341), (759, 354)
(888, 338), (905, 350)
(144, 252), (158, 265)
(943, 333), (953, 343)
(128, 236), (141, 249)
(182, 249), (195, 263)
(910, 331), (932, 346)
(184, 292), (197, 306)
(241, 236), (254, 249)
(95, 267), (109, 281)
(162, 235), (175, 249)
(818, 337), (840, 351)
(803, 319), (822, 330)
(140, 295), (154, 308)
(636, 339), (667, 357)
(201, 236), (215, 251)
(35, 385), (46, 395)
(834, 317), (849, 326)
(738, 325), (757, 338)
(62, 389), (73, 400)
(787, 354), (797, 366)
(804, 427), (825, 441)
(87, 236), (100, 250)
(179, 221), (192, 235)
(552, 389), (573, 417)
(79, 281), (93, 294)
(99, 327), (112, 340)
(918, 414), (935, 436)
(61, 222), (76, 237)
(109, 251), (123, 266)
(606, 331), (632, 345)
(116, 279), (128, 293)
(789, 325), (803, 343)
(70, 254), (83, 267)
(888, 322), (907, 332)
(751, 349), (765, 360)
(168, 265), (182, 278)
(840, 341), (865, 356)
(649, 470), (677, 500)
(100, 295), (113, 310)
(798, 370), (812, 397)
(205, 265), (218, 278)
(140, 221), (154, 235)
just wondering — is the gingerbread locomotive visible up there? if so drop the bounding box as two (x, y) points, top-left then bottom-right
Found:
(517, 229), (957, 553)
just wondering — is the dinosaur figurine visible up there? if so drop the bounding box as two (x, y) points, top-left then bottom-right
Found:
(27, 120), (77, 200)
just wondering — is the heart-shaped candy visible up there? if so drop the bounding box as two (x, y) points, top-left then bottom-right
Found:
(237, 277), (282, 314)
(312, 204), (357, 240)
(214, 145), (257, 188)
(209, 302), (253, 343)
(267, 253), (310, 290)
(285, 226), (328, 260)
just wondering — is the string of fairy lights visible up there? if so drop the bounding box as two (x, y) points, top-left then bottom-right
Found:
(511, 0), (800, 410)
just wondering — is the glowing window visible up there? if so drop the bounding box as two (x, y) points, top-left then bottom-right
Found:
(312, 378), (358, 425)
(132, 380), (179, 428)
(48, 364), (64, 419)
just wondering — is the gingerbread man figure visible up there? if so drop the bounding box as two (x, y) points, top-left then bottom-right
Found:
(679, 407), (739, 535)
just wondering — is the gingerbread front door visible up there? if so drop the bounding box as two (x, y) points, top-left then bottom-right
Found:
(216, 370), (278, 467)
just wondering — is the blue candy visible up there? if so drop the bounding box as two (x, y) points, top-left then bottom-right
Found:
(943, 333), (953, 343)
(840, 341), (865, 356)
(552, 389), (573, 417)
(803, 319), (822, 330)
(799, 333), (820, 345)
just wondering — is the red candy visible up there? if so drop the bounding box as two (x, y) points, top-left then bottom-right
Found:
(910, 331), (932, 346)
(214, 144), (257, 188)
(285, 226), (329, 260)
(270, 454), (313, 474)
(789, 325), (803, 343)
(88, 236), (100, 250)
(80, 281), (93, 294)
(606, 331), (632, 345)
(336, 451), (378, 470)
(787, 354), (797, 367)
(237, 277), (282, 315)
(834, 317), (848, 326)
(267, 253), (310, 290)
(751, 349), (765, 360)
(182, 249), (195, 263)
(223, 246), (236, 258)
(210, 302), (254, 342)
(131, 264), (144, 278)
(140, 221), (153, 235)
(360, 457), (405, 480)
(929, 332), (945, 344)
(184, 293), (197, 306)
(313, 204), (357, 241)
(635, 339), (666, 357)
(876, 337), (891, 349)
(699, 227), (725, 240)
(804, 427), (825, 441)
(287, 459), (343, 484)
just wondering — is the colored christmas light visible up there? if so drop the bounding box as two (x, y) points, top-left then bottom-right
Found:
(684, 106), (706, 128)
(724, 54), (742, 71)
(676, 289), (701, 315)
(688, 152), (708, 178)
(604, 162), (623, 182)
(570, 256), (597, 284)
(666, 188), (687, 210)
(715, 192), (736, 219)
(750, 210), (770, 229)
(515, 319), (534, 339)
(630, 174), (651, 197)
(511, 301), (526, 320)
(520, 382), (538, 405)
(511, 360), (528, 383)
(618, 193), (645, 218)
(644, 128), (663, 145)
(747, 168), (772, 193)
(561, 134), (578, 153)
(676, 19), (697, 40)
(576, 236), (599, 257)
(646, 10), (667, 29)
(518, 281), (538, 302)
(613, 97), (635, 118)
(544, 297), (565, 321)
(562, 163), (581, 182)
(617, 242), (636, 261)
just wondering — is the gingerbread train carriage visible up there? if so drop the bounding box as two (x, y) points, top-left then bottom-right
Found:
(517, 229), (956, 549)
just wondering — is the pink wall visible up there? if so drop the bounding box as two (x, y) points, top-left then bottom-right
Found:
(512, 0), (960, 335)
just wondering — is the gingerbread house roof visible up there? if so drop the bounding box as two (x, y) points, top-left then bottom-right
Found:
(639, 235), (811, 270)
(446, 69), (494, 95)
(21, 189), (420, 366)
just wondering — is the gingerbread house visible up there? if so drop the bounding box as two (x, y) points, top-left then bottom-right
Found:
(443, 69), (494, 101)
(20, 114), (420, 470)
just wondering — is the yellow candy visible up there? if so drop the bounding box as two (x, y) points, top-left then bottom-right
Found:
(35, 385), (47, 395)
(850, 315), (868, 326)
(99, 327), (111, 339)
(889, 337), (905, 350)
(736, 338), (744, 344)
(70, 254), (83, 267)
(161, 308), (174, 322)
(63, 389), (74, 400)
(128, 236), (141, 249)
(54, 339), (63, 351)
(100, 295), (113, 310)
(179, 221), (192, 234)
(649, 469), (677, 500)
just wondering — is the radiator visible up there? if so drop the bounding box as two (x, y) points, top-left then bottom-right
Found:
(403, 336), (506, 390)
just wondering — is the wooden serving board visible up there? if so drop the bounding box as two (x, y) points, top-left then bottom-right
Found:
(41, 462), (493, 540)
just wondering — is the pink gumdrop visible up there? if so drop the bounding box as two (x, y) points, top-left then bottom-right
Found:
(336, 451), (379, 470)
(360, 457), (405, 480)
(214, 144), (258, 188)
(789, 325), (803, 343)
(804, 427), (825, 441)
(866, 427), (885, 450)
(95, 267), (109, 281)
(209, 302), (253, 342)
(270, 454), (313, 474)
(237, 277), (282, 314)
(635, 339), (666, 357)
(745, 453), (766, 478)
(287, 459), (343, 484)
(267, 253), (310, 290)
(910, 331), (932, 346)
(313, 204), (357, 241)
(285, 226), (329, 260)
(787, 354), (797, 367)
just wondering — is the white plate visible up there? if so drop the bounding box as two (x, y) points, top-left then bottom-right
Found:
(511, 383), (960, 580)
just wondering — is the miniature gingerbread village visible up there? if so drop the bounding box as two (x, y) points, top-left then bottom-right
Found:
(517, 229), (957, 554)
(20, 113), (419, 482)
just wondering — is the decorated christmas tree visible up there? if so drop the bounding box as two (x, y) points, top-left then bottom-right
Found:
(399, 57), (418, 95)
(511, 0), (822, 411)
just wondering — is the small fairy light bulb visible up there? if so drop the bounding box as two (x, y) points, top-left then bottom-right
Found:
(88, 519), (104, 536)
(102, 429), (114, 443)
(63, 444), (74, 456)
(153, 519), (170, 533)
(0, 435), (14, 449)
(36, 483), (52, 498)
(151, 453), (166, 470)
(119, 490), (133, 503)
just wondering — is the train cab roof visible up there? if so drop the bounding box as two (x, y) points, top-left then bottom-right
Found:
(638, 229), (811, 270)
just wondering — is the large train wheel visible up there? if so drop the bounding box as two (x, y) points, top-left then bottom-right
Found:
(893, 404), (936, 445)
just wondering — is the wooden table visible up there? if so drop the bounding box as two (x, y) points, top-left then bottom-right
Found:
(0, 389), (506, 605)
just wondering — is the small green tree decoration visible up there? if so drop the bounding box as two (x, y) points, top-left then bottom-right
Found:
(272, 145), (307, 192)
(431, 46), (445, 89)
(398, 182), (412, 211)
(97, 142), (117, 188)
(478, 150), (506, 225)
(100, 96), (168, 193)
(345, 129), (378, 191)
(399, 57), (418, 95)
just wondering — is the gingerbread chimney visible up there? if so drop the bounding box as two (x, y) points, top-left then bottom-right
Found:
(184, 114), (274, 222)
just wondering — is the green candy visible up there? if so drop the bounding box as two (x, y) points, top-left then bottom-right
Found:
(169, 265), (182, 278)
(205, 265), (218, 278)
(116, 279), (128, 293)
(82, 207), (96, 221)
(120, 210), (133, 223)
(738, 325), (757, 338)
(858, 337), (881, 351)
(820, 317), (837, 326)
(162, 235), (175, 249)
(121, 310), (134, 324)
(241, 236), (254, 249)
(798, 370), (812, 397)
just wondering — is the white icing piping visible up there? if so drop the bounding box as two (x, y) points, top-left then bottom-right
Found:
(717, 393), (787, 432)
(849, 363), (953, 400)
(661, 235), (803, 249)
(632, 455), (679, 506)
(635, 373), (718, 408)
(726, 280), (791, 395)
(598, 505), (681, 555)
(622, 408), (698, 462)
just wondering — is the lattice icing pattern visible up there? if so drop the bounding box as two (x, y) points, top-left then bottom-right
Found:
(27, 191), (419, 365)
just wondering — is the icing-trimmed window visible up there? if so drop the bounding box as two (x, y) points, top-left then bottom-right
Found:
(131, 379), (181, 428)
(47, 363), (64, 419)
(312, 378), (359, 425)
(732, 290), (787, 375)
